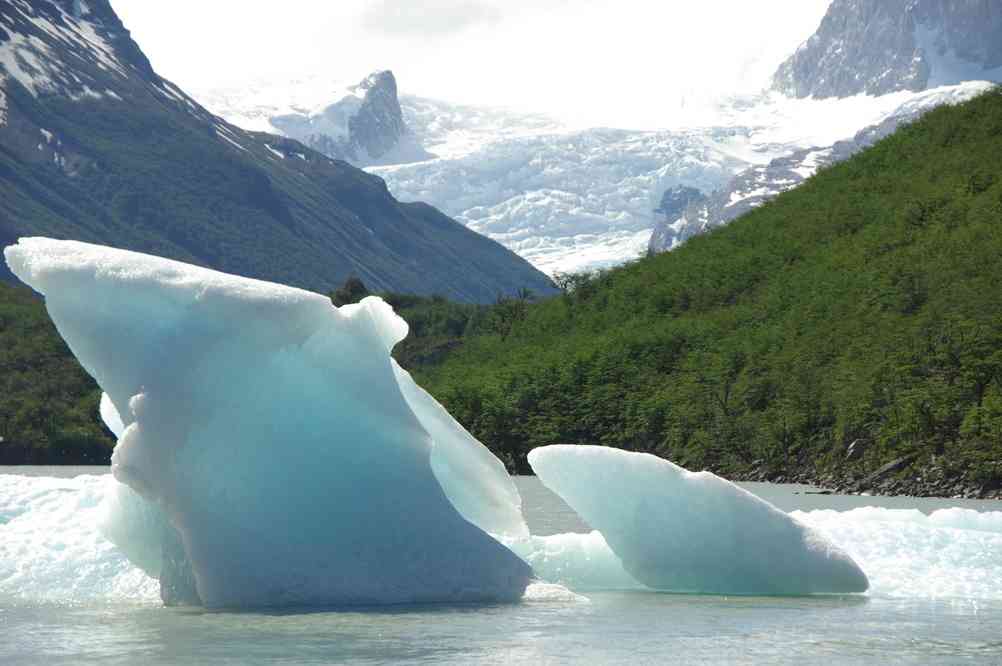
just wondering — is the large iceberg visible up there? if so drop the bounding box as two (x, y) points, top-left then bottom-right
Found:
(4, 238), (530, 608)
(528, 446), (869, 595)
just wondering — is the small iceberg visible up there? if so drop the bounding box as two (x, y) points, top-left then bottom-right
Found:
(529, 445), (869, 595)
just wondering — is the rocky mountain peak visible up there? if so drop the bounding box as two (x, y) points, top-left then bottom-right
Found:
(773, 0), (1002, 99)
(267, 69), (429, 166)
(352, 70), (396, 95)
(348, 70), (407, 161)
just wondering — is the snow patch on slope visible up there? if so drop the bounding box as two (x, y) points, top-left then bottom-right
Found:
(0, 1), (128, 101)
(0, 75), (7, 126)
(0, 34), (55, 97)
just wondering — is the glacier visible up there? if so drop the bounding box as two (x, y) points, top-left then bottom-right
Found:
(528, 446), (869, 595)
(197, 73), (990, 276)
(4, 237), (530, 608)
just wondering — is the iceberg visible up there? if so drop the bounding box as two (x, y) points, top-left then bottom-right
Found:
(4, 237), (877, 606)
(4, 238), (530, 608)
(528, 445), (869, 595)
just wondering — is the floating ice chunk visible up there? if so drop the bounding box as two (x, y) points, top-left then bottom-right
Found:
(528, 446), (869, 595)
(0, 474), (159, 604)
(522, 581), (590, 603)
(795, 507), (1002, 600)
(928, 508), (1002, 534)
(4, 237), (530, 608)
(502, 530), (642, 591)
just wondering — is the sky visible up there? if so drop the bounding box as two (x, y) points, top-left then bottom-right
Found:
(111, 0), (833, 128)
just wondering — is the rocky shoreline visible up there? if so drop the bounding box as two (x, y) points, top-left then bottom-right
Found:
(738, 459), (1002, 501)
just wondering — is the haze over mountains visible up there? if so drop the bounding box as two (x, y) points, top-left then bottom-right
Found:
(193, 0), (1002, 275)
(0, 0), (554, 301)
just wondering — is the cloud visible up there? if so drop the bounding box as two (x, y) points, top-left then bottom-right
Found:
(361, 0), (503, 38)
(112, 0), (833, 127)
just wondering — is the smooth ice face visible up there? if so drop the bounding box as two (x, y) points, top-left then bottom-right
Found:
(4, 237), (530, 608)
(528, 446), (869, 595)
(393, 363), (528, 538)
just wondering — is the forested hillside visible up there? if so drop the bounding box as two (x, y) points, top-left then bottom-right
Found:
(0, 281), (112, 463)
(412, 89), (1002, 493)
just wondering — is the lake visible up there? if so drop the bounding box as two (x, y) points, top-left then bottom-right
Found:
(2, 468), (1001, 664)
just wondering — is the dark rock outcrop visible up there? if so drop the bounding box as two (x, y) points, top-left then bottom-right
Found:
(773, 0), (1002, 99)
(271, 70), (432, 166)
(647, 186), (707, 254)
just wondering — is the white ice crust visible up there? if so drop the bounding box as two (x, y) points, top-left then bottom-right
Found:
(529, 445), (869, 595)
(4, 237), (530, 608)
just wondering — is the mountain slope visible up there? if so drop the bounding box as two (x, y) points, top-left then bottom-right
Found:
(412, 89), (1002, 495)
(774, 0), (1002, 98)
(0, 279), (112, 464)
(649, 82), (992, 253)
(0, 0), (554, 302)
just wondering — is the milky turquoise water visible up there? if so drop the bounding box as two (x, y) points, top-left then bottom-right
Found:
(2, 469), (1001, 665)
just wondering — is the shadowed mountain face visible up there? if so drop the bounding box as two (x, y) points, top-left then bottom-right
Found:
(773, 0), (1002, 99)
(0, 0), (554, 302)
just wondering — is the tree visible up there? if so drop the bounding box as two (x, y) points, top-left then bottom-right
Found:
(330, 276), (370, 306)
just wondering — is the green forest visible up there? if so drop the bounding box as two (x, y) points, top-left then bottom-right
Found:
(2, 89), (1001, 494)
(408, 88), (1002, 486)
(0, 281), (112, 463)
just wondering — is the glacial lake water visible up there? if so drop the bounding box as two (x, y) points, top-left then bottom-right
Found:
(2, 468), (1002, 664)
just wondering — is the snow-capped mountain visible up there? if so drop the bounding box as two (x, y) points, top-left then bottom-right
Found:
(774, 0), (1002, 98)
(652, 0), (1002, 255)
(196, 70), (431, 167)
(0, 0), (554, 301)
(375, 89), (995, 274)
(648, 82), (994, 254)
